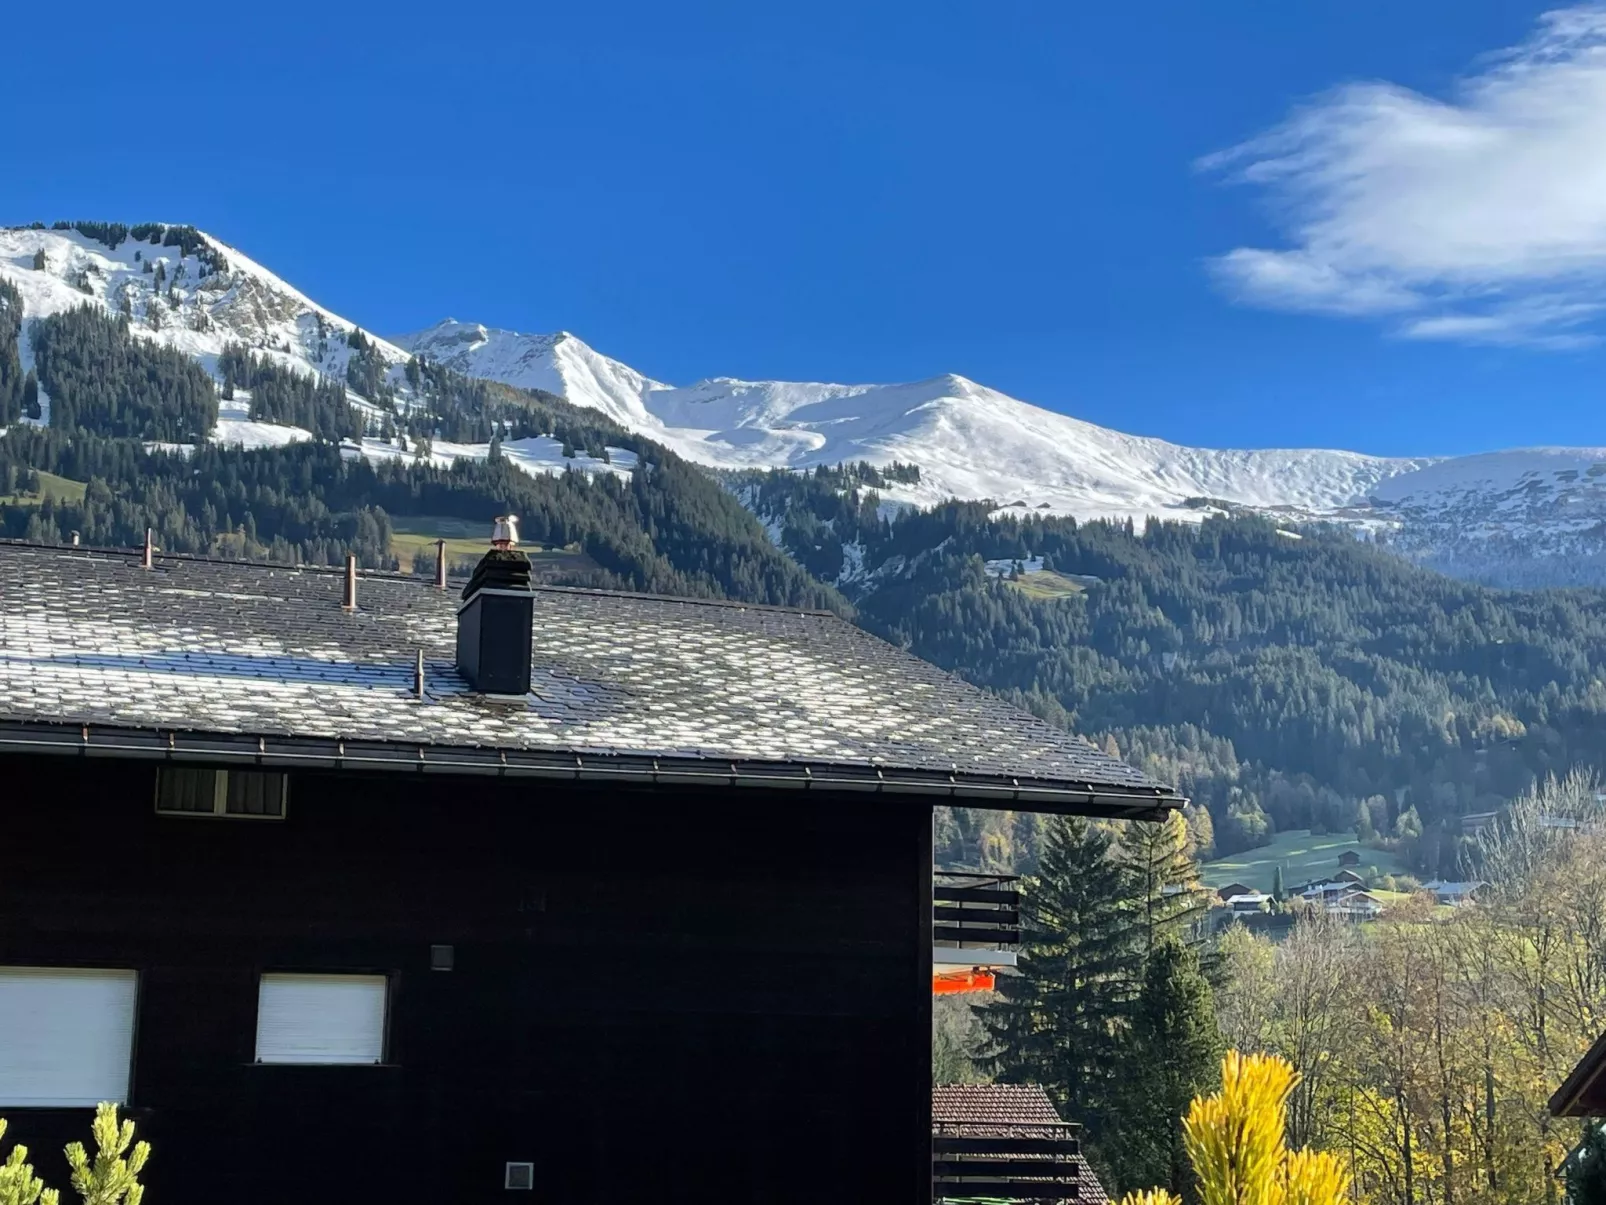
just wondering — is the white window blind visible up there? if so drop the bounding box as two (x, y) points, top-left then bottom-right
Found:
(254, 974), (387, 1065)
(0, 968), (137, 1106)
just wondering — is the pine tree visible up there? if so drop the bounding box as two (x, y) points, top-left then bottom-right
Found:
(980, 815), (1138, 1128)
(65, 1102), (149, 1205)
(1568, 1122), (1606, 1205)
(1179, 1052), (1349, 1205)
(1271, 864), (1285, 902)
(30, 249), (46, 271)
(1108, 938), (1223, 1199)
(1119, 810), (1210, 959)
(0, 1116), (59, 1205)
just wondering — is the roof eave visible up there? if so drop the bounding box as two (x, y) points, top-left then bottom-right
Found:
(1552, 1029), (1606, 1117)
(0, 720), (1186, 818)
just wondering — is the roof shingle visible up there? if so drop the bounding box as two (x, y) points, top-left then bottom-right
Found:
(0, 543), (1180, 809)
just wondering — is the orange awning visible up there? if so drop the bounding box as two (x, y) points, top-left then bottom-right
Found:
(933, 969), (996, 995)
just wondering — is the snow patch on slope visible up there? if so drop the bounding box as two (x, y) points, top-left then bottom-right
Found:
(398, 320), (1431, 526)
(0, 226), (413, 400)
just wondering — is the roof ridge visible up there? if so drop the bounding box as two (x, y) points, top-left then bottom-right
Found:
(0, 538), (841, 617)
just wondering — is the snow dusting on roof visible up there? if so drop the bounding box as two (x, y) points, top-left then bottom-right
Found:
(0, 542), (1177, 807)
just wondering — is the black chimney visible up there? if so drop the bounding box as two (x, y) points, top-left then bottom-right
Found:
(455, 516), (534, 696)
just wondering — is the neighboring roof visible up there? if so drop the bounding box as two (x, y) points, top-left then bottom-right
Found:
(1216, 882), (1252, 899)
(0, 543), (1182, 812)
(1335, 890), (1381, 906)
(931, 1084), (1110, 1205)
(1553, 1031), (1606, 1116)
(932, 1083), (1065, 1129)
(1227, 892), (1270, 905)
(1424, 880), (1484, 895)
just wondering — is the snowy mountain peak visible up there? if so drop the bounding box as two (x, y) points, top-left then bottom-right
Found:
(0, 223), (412, 389)
(398, 316), (1428, 522)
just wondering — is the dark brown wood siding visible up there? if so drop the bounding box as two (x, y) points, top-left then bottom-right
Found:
(0, 755), (932, 1204)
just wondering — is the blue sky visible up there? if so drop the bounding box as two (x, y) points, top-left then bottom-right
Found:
(6, 0), (1601, 455)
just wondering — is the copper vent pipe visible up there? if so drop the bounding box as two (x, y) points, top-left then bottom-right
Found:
(142, 529), (153, 569)
(435, 539), (447, 589)
(342, 553), (357, 610)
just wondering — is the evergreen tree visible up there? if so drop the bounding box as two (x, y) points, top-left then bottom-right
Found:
(1568, 1123), (1606, 1205)
(980, 816), (1137, 1129)
(0, 280), (22, 426)
(1107, 938), (1223, 1199)
(31, 249), (46, 271)
(1271, 864), (1285, 902)
(1120, 810), (1210, 958)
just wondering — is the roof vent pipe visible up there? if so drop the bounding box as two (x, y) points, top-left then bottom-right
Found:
(456, 515), (533, 696)
(142, 529), (153, 569)
(435, 539), (447, 589)
(342, 554), (357, 611)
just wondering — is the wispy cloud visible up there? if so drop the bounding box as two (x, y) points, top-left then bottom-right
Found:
(1203, 5), (1606, 347)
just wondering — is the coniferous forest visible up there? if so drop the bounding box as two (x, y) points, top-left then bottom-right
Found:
(740, 467), (1606, 880)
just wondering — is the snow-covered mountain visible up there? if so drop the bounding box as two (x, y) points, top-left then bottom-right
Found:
(0, 225), (413, 396)
(397, 320), (1433, 525)
(398, 319), (1606, 584)
(0, 226), (634, 487)
(7, 224), (1606, 585)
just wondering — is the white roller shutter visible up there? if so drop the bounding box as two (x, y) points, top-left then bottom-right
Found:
(0, 968), (137, 1106)
(254, 974), (387, 1064)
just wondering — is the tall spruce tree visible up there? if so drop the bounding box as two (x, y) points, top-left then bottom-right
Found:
(980, 815), (1138, 1129)
(1119, 810), (1210, 959)
(1106, 937), (1223, 1200)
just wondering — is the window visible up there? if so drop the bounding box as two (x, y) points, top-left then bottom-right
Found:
(254, 974), (388, 1065)
(0, 968), (137, 1106)
(155, 768), (286, 819)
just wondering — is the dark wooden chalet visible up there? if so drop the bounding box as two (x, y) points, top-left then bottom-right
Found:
(0, 538), (1181, 1203)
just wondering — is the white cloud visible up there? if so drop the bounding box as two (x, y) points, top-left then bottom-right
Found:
(1204, 5), (1606, 347)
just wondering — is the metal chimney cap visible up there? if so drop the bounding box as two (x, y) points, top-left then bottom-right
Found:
(492, 515), (520, 549)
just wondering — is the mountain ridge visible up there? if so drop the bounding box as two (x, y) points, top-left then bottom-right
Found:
(5, 222), (1604, 584)
(394, 318), (1436, 526)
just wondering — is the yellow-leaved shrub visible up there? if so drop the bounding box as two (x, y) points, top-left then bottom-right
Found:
(1132, 1049), (1350, 1205)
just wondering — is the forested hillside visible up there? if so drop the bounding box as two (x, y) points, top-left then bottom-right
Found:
(0, 305), (838, 609)
(742, 468), (1606, 878)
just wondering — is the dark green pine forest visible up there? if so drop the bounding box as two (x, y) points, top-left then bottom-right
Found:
(739, 465), (1606, 879)
(2, 288), (1603, 878)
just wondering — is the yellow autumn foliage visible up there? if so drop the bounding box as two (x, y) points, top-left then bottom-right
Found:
(1117, 1191), (1184, 1205)
(1144, 1049), (1353, 1205)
